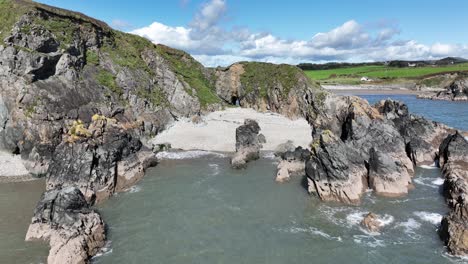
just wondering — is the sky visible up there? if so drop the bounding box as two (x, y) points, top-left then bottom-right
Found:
(36, 0), (468, 67)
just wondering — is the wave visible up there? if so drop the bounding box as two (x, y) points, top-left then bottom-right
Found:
(419, 163), (438, 169)
(353, 235), (386, 248)
(208, 163), (220, 175)
(262, 151), (277, 159)
(414, 211), (443, 225)
(394, 218), (421, 234)
(124, 185), (142, 193)
(431, 178), (445, 186)
(156, 150), (227, 160)
(414, 177), (443, 188)
(279, 226), (342, 242)
(92, 240), (113, 259)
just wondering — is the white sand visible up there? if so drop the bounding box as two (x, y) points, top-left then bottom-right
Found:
(151, 108), (312, 152)
(0, 151), (30, 177)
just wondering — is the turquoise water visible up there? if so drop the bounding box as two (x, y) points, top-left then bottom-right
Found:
(94, 157), (465, 264)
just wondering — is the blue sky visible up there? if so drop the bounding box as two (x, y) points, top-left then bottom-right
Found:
(36, 0), (468, 66)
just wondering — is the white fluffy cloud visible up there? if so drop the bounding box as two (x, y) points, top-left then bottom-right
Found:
(131, 0), (468, 67)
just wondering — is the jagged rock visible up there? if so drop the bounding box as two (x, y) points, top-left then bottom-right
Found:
(418, 78), (468, 101)
(376, 100), (453, 166)
(306, 132), (367, 204)
(46, 118), (155, 204)
(361, 213), (383, 233)
(231, 119), (265, 169)
(275, 146), (311, 183)
(25, 187), (105, 264)
(438, 132), (468, 256)
(368, 147), (412, 197)
(274, 140), (296, 157)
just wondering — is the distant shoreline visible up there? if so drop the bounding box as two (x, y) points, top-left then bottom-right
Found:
(323, 85), (421, 95)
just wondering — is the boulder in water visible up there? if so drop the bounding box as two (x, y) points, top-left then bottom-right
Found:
(231, 119), (265, 169)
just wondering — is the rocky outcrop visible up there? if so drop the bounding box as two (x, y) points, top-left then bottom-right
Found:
(438, 132), (468, 255)
(275, 146), (310, 183)
(231, 119), (265, 169)
(46, 116), (157, 203)
(214, 62), (326, 120)
(417, 77), (468, 101)
(305, 95), (452, 204)
(306, 131), (368, 204)
(25, 187), (105, 264)
(361, 212), (383, 233)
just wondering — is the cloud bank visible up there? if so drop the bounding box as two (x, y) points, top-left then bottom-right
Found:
(131, 0), (468, 67)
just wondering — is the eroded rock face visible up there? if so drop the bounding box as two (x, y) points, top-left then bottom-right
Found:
(306, 132), (367, 204)
(25, 187), (105, 264)
(231, 119), (265, 169)
(46, 117), (157, 203)
(275, 146), (310, 183)
(438, 133), (468, 255)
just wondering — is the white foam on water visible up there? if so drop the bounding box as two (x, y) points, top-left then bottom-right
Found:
(281, 226), (342, 242)
(92, 241), (113, 259)
(156, 150), (226, 160)
(353, 235), (386, 248)
(432, 178), (445, 186)
(414, 178), (438, 188)
(395, 218), (421, 234)
(419, 163), (438, 169)
(262, 151), (277, 159)
(208, 163), (220, 175)
(414, 211), (443, 225)
(378, 214), (395, 227)
(124, 185), (142, 193)
(346, 211), (367, 226)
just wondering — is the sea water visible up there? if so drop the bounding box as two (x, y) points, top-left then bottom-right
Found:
(93, 156), (465, 264)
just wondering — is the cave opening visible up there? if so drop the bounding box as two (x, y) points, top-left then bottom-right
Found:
(231, 96), (240, 106)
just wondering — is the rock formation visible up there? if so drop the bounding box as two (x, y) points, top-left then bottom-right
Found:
(231, 119), (265, 169)
(418, 77), (468, 101)
(438, 132), (468, 255)
(25, 187), (105, 264)
(361, 212), (383, 233)
(305, 95), (452, 204)
(275, 146), (310, 183)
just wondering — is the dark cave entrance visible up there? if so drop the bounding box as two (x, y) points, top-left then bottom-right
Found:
(231, 96), (240, 106)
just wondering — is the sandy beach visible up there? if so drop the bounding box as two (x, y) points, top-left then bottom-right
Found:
(151, 108), (312, 152)
(0, 151), (32, 182)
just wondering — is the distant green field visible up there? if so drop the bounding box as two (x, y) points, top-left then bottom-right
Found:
(305, 63), (468, 81)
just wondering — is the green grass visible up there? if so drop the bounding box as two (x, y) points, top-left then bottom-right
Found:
(305, 63), (468, 82)
(155, 44), (220, 107)
(96, 69), (123, 97)
(0, 0), (32, 43)
(86, 49), (99, 65)
(240, 62), (304, 99)
(102, 31), (153, 71)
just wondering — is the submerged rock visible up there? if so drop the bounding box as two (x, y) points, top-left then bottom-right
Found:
(361, 212), (383, 233)
(438, 132), (468, 256)
(25, 187), (105, 264)
(231, 119), (265, 169)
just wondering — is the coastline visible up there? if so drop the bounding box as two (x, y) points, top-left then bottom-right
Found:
(322, 84), (421, 95)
